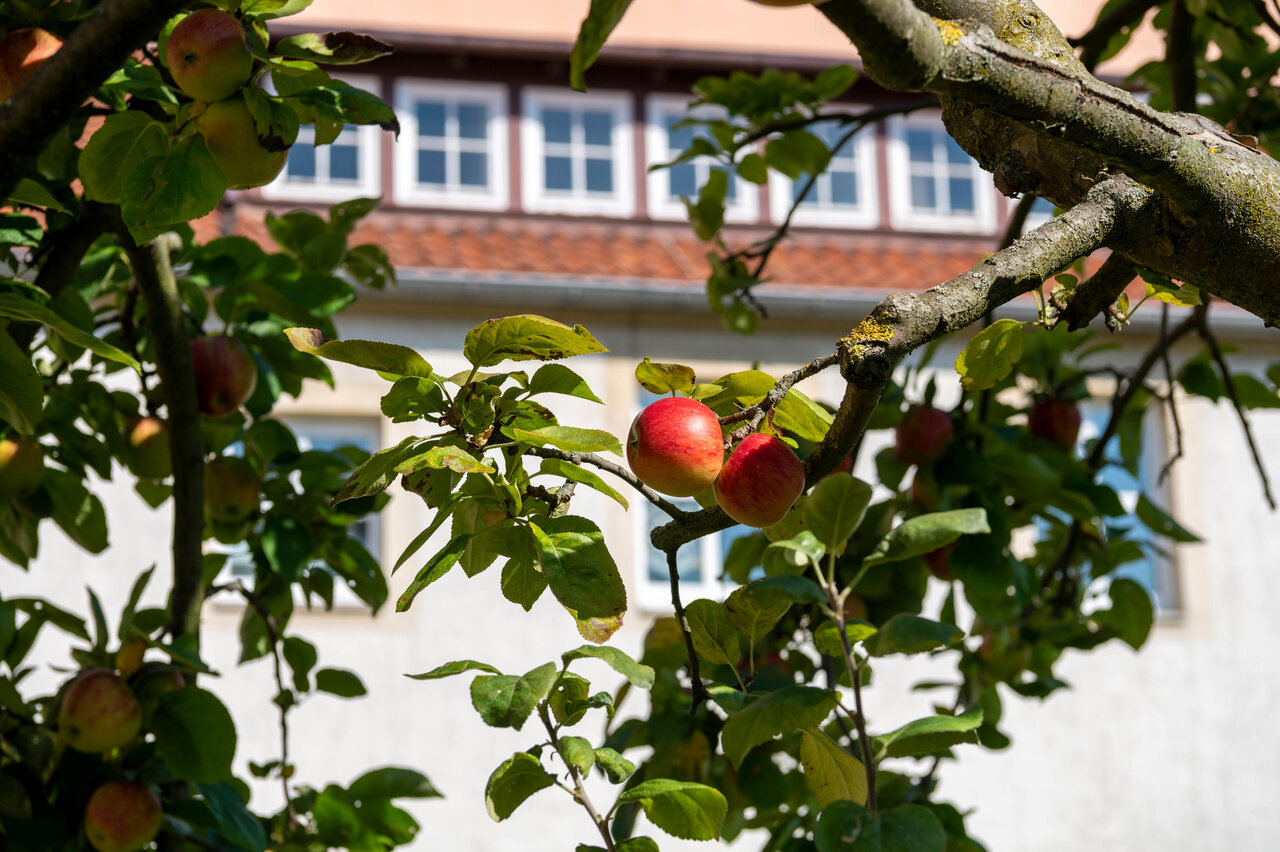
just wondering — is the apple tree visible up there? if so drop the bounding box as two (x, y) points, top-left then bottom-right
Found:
(1, 0), (1279, 850)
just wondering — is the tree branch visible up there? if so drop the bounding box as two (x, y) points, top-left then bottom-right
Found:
(666, 548), (708, 713)
(1057, 252), (1137, 331)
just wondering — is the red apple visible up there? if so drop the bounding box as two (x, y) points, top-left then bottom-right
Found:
(125, 416), (170, 480)
(57, 669), (141, 753)
(0, 435), (44, 500)
(923, 542), (956, 581)
(713, 433), (805, 528)
(84, 781), (163, 852)
(204, 455), (261, 523)
(894, 404), (954, 467)
(190, 334), (258, 417)
(627, 396), (725, 497)
(1028, 397), (1081, 451)
(164, 8), (253, 102)
(0, 28), (62, 103)
(196, 94), (289, 189)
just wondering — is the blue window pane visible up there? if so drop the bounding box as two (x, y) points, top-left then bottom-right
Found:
(911, 175), (936, 209)
(459, 152), (488, 187)
(416, 101), (445, 138)
(647, 504), (701, 583)
(418, 149), (446, 185)
(545, 155), (573, 191)
(906, 128), (934, 162)
(949, 177), (975, 212)
(544, 109), (572, 144)
(944, 135), (970, 165)
(458, 103), (487, 139)
(583, 110), (612, 146)
(668, 163), (697, 198)
(831, 171), (858, 206)
(330, 144), (358, 181)
(1031, 196), (1055, 215)
(667, 117), (695, 152)
(585, 158), (612, 193)
(286, 145), (316, 180)
(793, 175), (817, 204)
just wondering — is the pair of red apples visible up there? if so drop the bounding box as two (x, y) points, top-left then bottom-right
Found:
(627, 397), (805, 528)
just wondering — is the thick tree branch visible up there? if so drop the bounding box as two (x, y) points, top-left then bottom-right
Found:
(1057, 251), (1136, 330)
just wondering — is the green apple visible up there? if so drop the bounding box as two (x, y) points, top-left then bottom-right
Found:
(196, 94), (289, 189)
(84, 781), (163, 852)
(164, 8), (253, 102)
(125, 416), (170, 480)
(189, 334), (258, 417)
(0, 435), (44, 501)
(0, 28), (63, 103)
(57, 669), (142, 753)
(204, 455), (261, 523)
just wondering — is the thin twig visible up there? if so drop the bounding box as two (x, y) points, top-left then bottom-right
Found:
(539, 704), (617, 852)
(666, 548), (709, 713)
(524, 446), (689, 520)
(723, 352), (840, 443)
(1157, 305), (1185, 484)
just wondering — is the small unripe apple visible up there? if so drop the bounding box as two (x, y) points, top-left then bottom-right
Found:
(627, 396), (725, 497)
(842, 593), (868, 622)
(57, 669), (142, 753)
(84, 781), (163, 852)
(713, 433), (805, 528)
(114, 641), (147, 678)
(0, 28), (62, 103)
(894, 405), (954, 467)
(1028, 397), (1082, 451)
(0, 435), (44, 500)
(125, 416), (171, 480)
(164, 8), (253, 102)
(196, 94), (289, 189)
(204, 455), (261, 523)
(190, 334), (258, 417)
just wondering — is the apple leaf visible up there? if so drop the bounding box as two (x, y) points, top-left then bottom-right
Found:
(774, 386), (834, 442)
(1135, 494), (1201, 542)
(805, 475), (873, 553)
(469, 662), (557, 730)
(813, 620), (878, 657)
(0, 294), (139, 371)
(594, 747), (637, 784)
(530, 517), (627, 644)
(285, 79), (400, 132)
(815, 802), (947, 852)
(955, 318), (1024, 391)
(199, 782), (268, 852)
(407, 659), (503, 680)
(526, 363), (604, 403)
(464, 314), (608, 367)
(120, 135), (228, 245)
(765, 129), (831, 179)
(685, 598), (740, 667)
(1094, 577), (1154, 650)
(616, 780), (727, 841)
(562, 644), (655, 689)
(536, 458), (628, 509)
(862, 508), (990, 569)
(485, 753), (555, 822)
(501, 557), (549, 612)
(864, 615), (962, 657)
(635, 358), (696, 394)
(761, 532), (825, 577)
(396, 445), (495, 475)
(508, 425), (621, 455)
(284, 328), (435, 378)
(275, 31), (396, 65)
(569, 0), (634, 91)
(800, 728), (868, 807)
(872, 706), (983, 759)
(331, 436), (429, 506)
(348, 766), (441, 800)
(79, 111), (169, 205)
(0, 329), (42, 434)
(314, 667), (366, 698)
(9, 178), (66, 212)
(241, 0), (316, 20)
(396, 534), (468, 612)
(241, 88), (300, 151)
(152, 687), (236, 784)
(724, 580), (794, 640)
(720, 686), (838, 768)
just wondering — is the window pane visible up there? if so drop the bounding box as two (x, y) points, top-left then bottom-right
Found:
(286, 145), (316, 180)
(545, 155), (573, 190)
(832, 133), (858, 163)
(906, 128), (934, 162)
(457, 103), (488, 139)
(647, 505), (701, 582)
(329, 144), (358, 181)
(544, 108), (572, 144)
(668, 163), (697, 199)
(418, 149), (446, 185)
(459, 151), (488, 187)
(1031, 196), (1055, 216)
(416, 101), (446, 138)
(666, 117), (695, 152)
(585, 158), (613, 193)
(831, 171), (858, 206)
(793, 175), (817, 204)
(583, 110), (612, 146)
(944, 135), (970, 165)
(910, 174), (936, 209)
(949, 177), (976, 212)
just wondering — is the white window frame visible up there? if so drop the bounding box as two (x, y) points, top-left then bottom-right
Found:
(520, 86), (635, 217)
(885, 112), (996, 233)
(645, 94), (759, 224)
(393, 79), (510, 211)
(767, 114), (880, 228)
(261, 74), (383, 204)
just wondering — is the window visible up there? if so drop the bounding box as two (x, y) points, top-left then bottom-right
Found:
(521, 87), (635, 217)
(886, 114), (996, 232)
(634, 499), (756, 611)
(768, 118), (879, 228)
(645, 95), (758, 224)
(393, 80), (509, 210)
(261, 75), (382, 203)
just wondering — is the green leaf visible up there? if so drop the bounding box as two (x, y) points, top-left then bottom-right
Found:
(397, 534), (468, 612)
(562, 645), (655, 689)
(617, 779), (727, 841)
(865, 616), (962, 657)
(315, 667), (366, 698)
(530, 517), (627, 643)
(815, 802), (946, 852)
(616, 840), (660, 852)
(813, 620), (878, 657)
(152, 687), (237, 784)
(955, 318), (1024, 391)
(332, 436), (427, 506)
(275, 31), (396, 64)
(1136, 494), (1201, 542)
(120, 135), (228, 244)
(799, 728), (868, 807)
(720, 686), (837, 768)
(593, 747), (636, 783)
(685, 598), (741, 667)
(464, 315), (607, 367)
(764, 129), (831, 179)
(536, 458), (628, 510)
(79, 112), (169, 204)
(774, 387), (834, 442)
(45, 470), (109, 554)
(397, 445), (495, 475)
(198, 782), (267, 852)
(1096, 577), (1154, 650)
(500, 557), (548, 612)
(8, 178), (66, 211)
(470, 662), (557, 730)
(557, 736), (596, 775)
(761, 532), (824, 576)
(508, 425), (621, 455)
(724, 580), (794, 640)
(569, 0), (634, 91)
(526, 363), (604, 404)
(814, 64), (859, 99)
(284, 328), (434, 378)
(1141, 271), (1202, 307)
(282, 636), (317, 693)
(485, 752), (555, 821)
(862, 509), (990, 569)
(804, 475), (873, 553)
(0, 294), (139, 371)
(0, 330), (41, 433)
(407, 659), (503, 680)
(1231, 374), (1280, 409)
(349, 766), (441, 800)
(873, 706), (983, 759)
(635, 358), (696, 395)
